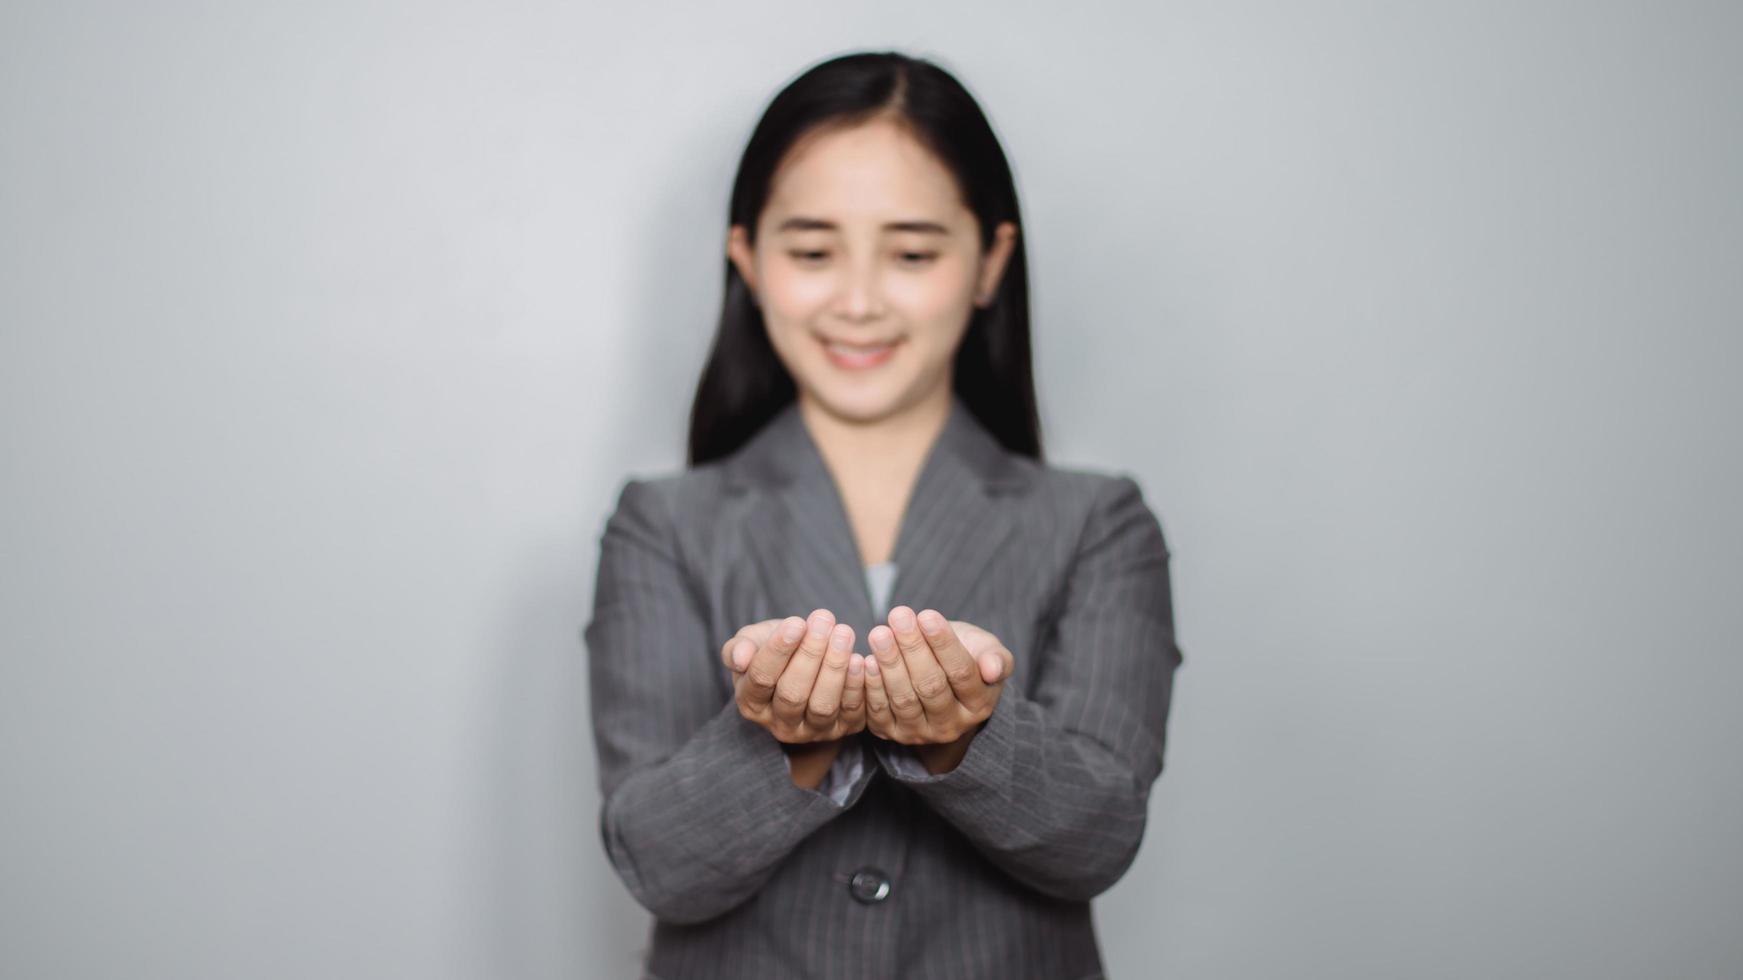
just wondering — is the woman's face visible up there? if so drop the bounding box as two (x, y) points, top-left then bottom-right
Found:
(727, 116), (1018, 425)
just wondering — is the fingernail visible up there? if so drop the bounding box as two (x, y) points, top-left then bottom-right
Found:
(848, 655), (864, 675)
(869, 629), (891, 652)
(733, 640), (753, 669)
(864, 656), (880, 676)
(919, 610), (945, 635)
(782, 618), (805, 642)
(890, 607), (916, 631)
(830, 627), (850, 652)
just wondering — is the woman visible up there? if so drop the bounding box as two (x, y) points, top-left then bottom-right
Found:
(583, 50), (1182, 980)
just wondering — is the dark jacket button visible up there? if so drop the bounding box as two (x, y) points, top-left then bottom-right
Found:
(847, 866), (891, 904)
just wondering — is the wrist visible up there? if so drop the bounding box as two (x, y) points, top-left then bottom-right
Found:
(783, 738), (844, 789)
(914, 722), (983, 775)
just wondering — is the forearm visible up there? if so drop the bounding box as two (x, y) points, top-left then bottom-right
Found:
(601, 703), (870, 923)
(874, 690), (1157, 901)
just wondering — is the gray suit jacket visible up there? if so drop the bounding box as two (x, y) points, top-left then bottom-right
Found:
(582, 394), (1182, 979)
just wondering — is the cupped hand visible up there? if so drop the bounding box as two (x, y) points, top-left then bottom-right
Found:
(720, 609), (867, 743)
(862, 606), (1014, 747)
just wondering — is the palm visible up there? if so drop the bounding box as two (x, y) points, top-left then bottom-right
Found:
(722, 613), (867, 743)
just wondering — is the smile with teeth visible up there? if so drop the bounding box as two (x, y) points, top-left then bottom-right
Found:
(820, 336), (901, 370)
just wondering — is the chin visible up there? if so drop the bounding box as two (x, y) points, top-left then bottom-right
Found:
(801, 380), (910, 424)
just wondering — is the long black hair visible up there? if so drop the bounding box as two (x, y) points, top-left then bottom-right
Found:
(686, 50), (1043, 467)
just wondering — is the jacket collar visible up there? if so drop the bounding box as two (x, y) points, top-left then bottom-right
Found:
(722, 393), (1034, 637)
(723, 391), (1030, 496)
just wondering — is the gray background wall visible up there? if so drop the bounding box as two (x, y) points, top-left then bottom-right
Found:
(3, 2), (1738, 977)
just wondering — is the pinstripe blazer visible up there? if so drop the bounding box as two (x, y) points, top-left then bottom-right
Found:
(582, 393), (1182, 980)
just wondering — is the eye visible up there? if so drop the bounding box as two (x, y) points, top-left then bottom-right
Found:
(898, 251), (939, 266)
(787, 249), (829, 264)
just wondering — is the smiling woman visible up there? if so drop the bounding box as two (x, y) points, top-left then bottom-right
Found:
(725, 117), (1018, 425)
(582, 49), (1181, 980)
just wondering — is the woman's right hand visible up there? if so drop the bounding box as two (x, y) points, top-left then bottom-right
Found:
(720, 609), (867, 743)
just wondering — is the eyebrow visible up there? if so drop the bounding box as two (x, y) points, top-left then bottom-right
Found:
(773, 216), (951, 236)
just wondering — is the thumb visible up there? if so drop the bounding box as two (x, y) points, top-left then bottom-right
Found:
(977, 651), (1005, 685)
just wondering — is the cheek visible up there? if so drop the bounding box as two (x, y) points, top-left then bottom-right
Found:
(762, 319), (817, 382)
(888, 274), (976, 353)
(885, 254), (977, 316)
(887, 280), (970, 322)
(756, 268), (827, 370)
(759, 264), (835, 317)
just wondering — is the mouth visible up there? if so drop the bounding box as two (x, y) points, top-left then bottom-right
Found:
(817, 334), (902, 371)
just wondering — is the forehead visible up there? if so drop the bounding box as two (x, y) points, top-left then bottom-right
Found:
(762, 118), (968, 228)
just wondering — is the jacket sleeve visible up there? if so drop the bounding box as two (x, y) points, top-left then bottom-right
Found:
(582, 477), (876, 924)
(869, 474), (1182, 901)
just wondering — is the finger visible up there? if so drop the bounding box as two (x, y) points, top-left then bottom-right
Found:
(739, 615), (806, 710)
(950, 620), (1014, 685)
(721, 627), (750, 672)
(862, 655), (895, 733)
(723, 618), (781, 672)
(840, 655), (866, 726)
(722, 629), (759, 673)
(979, 650), (1008, 685)
(915, 608), (987, 704)
(805, 624), (854, 728)
(868, 623), (924, 724)
(772, 609), (833, 726)
(742, 617), (784, 669)
(887, 606), (953, 719)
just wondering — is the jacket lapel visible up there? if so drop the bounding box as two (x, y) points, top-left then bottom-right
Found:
(724, 393), (1034, 641)
(737, 408), (879, 633)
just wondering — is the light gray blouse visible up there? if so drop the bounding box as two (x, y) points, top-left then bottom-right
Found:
(864, 559), (897, 618)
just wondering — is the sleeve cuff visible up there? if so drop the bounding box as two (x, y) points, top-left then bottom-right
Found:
(822, 738), (868, 806)
(689, 704), (865, 824)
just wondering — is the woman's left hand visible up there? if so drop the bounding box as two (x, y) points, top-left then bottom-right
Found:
(863, 605), (1014, 752)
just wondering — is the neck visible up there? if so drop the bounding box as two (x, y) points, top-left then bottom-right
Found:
(796, 387), (952, 490)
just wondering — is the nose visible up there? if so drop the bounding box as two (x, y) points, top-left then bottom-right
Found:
(834, 258), (886, 322)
